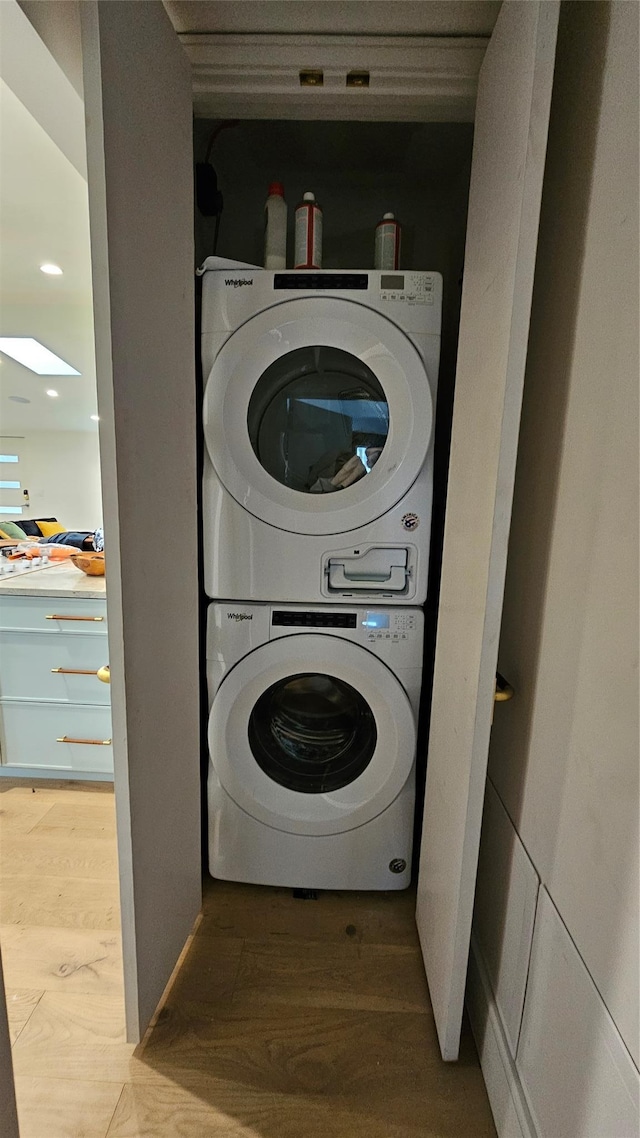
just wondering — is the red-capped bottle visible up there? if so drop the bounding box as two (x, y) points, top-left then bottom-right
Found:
(375, 212), (401, 270)
(294, 192), (323, 269)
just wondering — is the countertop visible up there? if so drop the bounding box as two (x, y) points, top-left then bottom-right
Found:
(0, 561), (107, 599)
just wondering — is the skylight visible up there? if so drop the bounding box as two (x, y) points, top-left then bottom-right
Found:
(0, 337), (80, 376)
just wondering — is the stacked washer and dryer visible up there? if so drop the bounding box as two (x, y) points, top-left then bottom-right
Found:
(201, 265), (442, 890)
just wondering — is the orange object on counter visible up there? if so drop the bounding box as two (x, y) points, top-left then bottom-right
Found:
(10, 543), (75, 561)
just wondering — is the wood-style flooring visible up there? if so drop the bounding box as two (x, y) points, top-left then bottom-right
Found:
(0, 781), (496, 1137)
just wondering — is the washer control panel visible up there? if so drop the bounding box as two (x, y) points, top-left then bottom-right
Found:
(379, 272), (437, 306)
(363, 610), (419, 642)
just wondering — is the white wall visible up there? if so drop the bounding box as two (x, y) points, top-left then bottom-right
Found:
(23, 430), (102, 530)
(17, 0), (83, 95)
(485, 0), (638, 1068)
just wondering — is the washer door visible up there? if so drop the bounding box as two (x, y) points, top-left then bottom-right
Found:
(209, 635), (416, 835)
(203, 297), (433, 536)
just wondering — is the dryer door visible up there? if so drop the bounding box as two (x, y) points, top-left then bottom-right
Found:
(209, 634), (416, 835)
(203, 297), (434, 535)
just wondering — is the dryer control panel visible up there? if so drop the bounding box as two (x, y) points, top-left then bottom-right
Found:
(362, 610), (420, 641)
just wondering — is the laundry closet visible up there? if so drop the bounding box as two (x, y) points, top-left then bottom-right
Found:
(195, 123), (468, 888)
(85, 0), (547, 1069)
(41, 5), (637, 1138)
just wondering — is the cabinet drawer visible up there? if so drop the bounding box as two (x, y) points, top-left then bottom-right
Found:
(0, 701), (113, 775)
(0, 631), (110, 704)
(0, 595), (107, 633)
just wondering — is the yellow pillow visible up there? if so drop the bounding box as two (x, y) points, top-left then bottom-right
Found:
(37, 521), (66, 537)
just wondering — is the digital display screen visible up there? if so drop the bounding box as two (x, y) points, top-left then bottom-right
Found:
(380, 275), (404, 290)
(274, 274), (368, 290)
(363, 612), (390, 629)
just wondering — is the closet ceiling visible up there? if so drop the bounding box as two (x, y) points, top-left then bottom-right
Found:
(165, 1), (500, 121)
(164, 1), (501, 37)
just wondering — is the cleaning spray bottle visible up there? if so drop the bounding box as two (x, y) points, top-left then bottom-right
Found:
(375, 212), (401, 270)
(294, 192), (323, 269)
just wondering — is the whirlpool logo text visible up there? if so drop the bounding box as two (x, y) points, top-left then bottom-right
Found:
(225, 278), (254, 287)
(227, 612), (253, 622)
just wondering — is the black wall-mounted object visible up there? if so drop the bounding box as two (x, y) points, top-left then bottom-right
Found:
(196, 162), (223, 218)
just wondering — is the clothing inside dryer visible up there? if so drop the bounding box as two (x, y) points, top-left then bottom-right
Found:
(247, 345), (389, 493)
(248, 671), (377, 793)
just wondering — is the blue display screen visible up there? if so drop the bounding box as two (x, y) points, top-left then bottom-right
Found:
(363, 612), (390, 629)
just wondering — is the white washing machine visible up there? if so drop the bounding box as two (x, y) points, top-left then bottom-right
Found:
(201, 266), (442, 605)
(207, 601), (424, 890)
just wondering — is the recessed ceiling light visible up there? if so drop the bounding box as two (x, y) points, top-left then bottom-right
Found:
(9, 395), (31, 404)
(46, 389), (59, 398)
(90, 414), (100, 422)
(0, 338), (80, 376)
(40, 263), (63, 275)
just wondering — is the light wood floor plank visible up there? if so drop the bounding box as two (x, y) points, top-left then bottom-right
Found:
(28, 801), (116, 841)
(1, 874), (121, 930)
(200, 877), (420, 946)
(0, 924), (123, 995)
(14, 1074), (124, 1138)
(0, 832), (119, 882)
(0, 779), (113, 799)
(107, 1074), (472, 1138)
(135, 1000), (495, 1135)
(0, 794), (57, 837)
(5, 988), (43, 1044)
(233, 937), (430, 1014)
(10, 990), (137, 1083)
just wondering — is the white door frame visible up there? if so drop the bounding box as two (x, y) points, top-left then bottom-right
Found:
(80, 0), (202, 1042)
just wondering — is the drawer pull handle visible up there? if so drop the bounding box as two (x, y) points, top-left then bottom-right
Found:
(51, 668), (99, 676)
(46, 614), (104, 622)
(57, 736), (112, 746)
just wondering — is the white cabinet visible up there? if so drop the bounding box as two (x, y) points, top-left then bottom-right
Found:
(517, 889), (639, 1138)
(472, 778), (540, 1057)
(0, 593), (113, 779)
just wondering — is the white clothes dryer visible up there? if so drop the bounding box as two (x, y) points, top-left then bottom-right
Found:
(207, 601), (424, 890)
(201, 266), (442, 604)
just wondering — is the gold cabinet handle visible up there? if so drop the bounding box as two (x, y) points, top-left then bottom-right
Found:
(51, 668), (99, 676)
(97, 665), (110, 684)
(46, 614), (104, 622)
(57, 736), (112, 746)
(494, 672), (515, 702)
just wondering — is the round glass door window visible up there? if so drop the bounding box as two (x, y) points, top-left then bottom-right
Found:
(248, 672), (377, 793)
(247, 346), (389, 494)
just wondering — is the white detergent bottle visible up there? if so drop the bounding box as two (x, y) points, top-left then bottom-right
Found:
(264, 182), (287, 269)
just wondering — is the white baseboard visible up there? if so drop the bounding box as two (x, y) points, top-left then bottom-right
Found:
(467, 937), (537, 1138)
